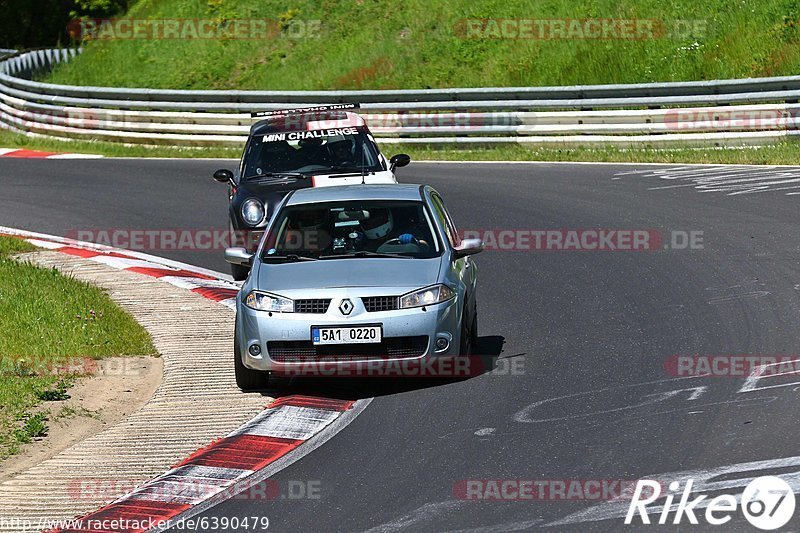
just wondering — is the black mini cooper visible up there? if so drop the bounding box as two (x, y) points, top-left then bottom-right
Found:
(213, 104), (410, 280)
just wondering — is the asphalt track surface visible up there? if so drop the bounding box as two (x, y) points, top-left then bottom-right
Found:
(2, 159), (800, 532)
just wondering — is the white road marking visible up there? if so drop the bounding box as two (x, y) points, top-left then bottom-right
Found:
(513, 378), (709, 424)
(614, 165), (800, 195)
(739, 358), (800, 393)
(545, 455), (800, 527)
(360, 501), (467, 533)
(46, 153), (105, 159)
(706, 291), (771, 304)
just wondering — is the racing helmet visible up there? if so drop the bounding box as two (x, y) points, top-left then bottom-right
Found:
(328, 139), (356, 162)
(362, 208), (393, 239)
(260, 139), (292, 165)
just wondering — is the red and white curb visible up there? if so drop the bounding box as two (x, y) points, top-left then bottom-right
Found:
(46, 396), (360, 533)
(0, 148), (104, 159)
(0, 227), (371, 533)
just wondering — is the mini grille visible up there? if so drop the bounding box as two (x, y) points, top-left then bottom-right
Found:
(362, 296), (398, 312)
(293, 299), (331, 314)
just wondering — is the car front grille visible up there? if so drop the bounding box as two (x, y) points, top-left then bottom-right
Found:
(361, 296), (398, 312)
(294, 299), (331, 314)
(267, 336), (428, 362)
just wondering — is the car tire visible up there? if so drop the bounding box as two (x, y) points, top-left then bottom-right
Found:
(230, 263), (250, 281)
(234, 324), (267, 391)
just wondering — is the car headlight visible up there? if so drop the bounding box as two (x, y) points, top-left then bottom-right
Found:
(399, 284), (455, 309)
(241, 198), (265, 226)
(244, 291), (293, 312)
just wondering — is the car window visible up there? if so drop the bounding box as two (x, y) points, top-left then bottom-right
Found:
(262, 200), (441, 261)
(430, 193), (461, 248)
(241, 128), (383, 178)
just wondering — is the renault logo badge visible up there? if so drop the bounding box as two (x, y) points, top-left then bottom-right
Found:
(339, 299), (354, 315)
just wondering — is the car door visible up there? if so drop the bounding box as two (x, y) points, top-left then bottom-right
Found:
(427, 190), (477, 316)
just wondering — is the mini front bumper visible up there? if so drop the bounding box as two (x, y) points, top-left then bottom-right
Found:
(235, 292), (462, 373)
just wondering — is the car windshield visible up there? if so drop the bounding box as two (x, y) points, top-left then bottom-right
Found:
(261, 200), (441, 261)
(241, 127), (384, 179)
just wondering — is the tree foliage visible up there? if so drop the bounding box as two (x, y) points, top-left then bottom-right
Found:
(0, 0), (129, 48)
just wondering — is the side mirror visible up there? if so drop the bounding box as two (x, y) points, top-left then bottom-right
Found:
(389, 153), (411, 171)
(213, 169), (235, 185)
(225, 247), (254, 266)
(453, 238), (483, 259)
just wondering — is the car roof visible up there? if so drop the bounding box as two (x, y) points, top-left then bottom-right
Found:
(251, 111), (366, 135)
(286, 184), (426, 205)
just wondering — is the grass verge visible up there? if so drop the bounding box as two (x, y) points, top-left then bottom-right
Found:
(43, 0), (800, 90)
(391, 142), (800, 165)
(0, 236), (157, 459)
(3, 128), (800, 165)
(0, 130), (240, 159)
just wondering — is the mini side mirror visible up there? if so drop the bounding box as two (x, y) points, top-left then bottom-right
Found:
(453, 238), (483, 259)
(225, 247), (254, 266)
(389, 153), (411, 171)
(214, 169), (235, 185)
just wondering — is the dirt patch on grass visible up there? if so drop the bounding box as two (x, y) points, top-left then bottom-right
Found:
(0, 355), (162, 483)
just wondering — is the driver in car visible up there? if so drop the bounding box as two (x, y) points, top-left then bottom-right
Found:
(296, 137), (325, 167)
(360, 208), (429, 252)
(258, 138), (296, 173)
(327, 139), (359, 168)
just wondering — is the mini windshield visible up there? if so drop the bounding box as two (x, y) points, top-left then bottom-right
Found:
(242, 127), (384, 178)
(261, 201), (441, 261)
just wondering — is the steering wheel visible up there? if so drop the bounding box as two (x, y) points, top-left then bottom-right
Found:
(383, 236), (418, 246)
(378, 234), (429, 254)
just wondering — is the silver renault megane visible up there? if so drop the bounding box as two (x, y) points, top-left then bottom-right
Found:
(224, 184), (483, 391)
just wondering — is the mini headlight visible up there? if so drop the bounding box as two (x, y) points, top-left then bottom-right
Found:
(244, 291), (293, 312)
(241, 198), (265, 226)
(399, 284), (455, 309)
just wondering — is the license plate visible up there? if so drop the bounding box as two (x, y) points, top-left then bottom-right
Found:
(312, 326), (382, 345)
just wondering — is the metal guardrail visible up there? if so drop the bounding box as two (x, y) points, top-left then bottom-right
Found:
(1, 48), (799, 148)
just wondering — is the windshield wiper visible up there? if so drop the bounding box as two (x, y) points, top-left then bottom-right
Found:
(246, 172), (308, 180)
(262, 253), (319, 262)
(319, 251), (412, 260)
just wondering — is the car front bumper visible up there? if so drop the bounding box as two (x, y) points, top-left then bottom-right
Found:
(235, 292), (462, 374)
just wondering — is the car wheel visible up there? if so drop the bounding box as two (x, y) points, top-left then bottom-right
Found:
(234, 324), (268, 391)
(230, 262), (250, 281)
